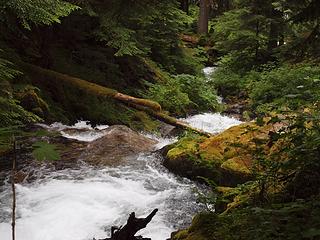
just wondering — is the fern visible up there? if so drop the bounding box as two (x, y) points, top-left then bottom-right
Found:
(32, 141), (60, 161)
(1, 0), (80, 29)
(0, 97), (41, 127)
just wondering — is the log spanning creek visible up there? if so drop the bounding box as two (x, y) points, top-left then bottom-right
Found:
(0, 68), (242, 240)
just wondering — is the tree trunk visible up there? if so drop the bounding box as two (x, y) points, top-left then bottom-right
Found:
(255, 19), (260, 61)
(19, 62), (162, 112)
(130, 104), (211, 137)
(267, 21), (279, 52)
(18, 62), (211, 137)
(198, 0), (209, 34)
(180, 0), (189, 14)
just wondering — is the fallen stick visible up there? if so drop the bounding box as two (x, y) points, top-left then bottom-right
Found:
(98, 209), (158, 240)
(11, 138), (17, 240)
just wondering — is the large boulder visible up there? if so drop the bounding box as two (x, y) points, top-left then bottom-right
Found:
(81, 125), (157, 166)
(163, 118), (286, 186)
(163, 121), (276, 186)
(163, 123), (253, 186)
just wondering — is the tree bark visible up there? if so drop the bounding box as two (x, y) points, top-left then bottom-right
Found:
(267, 21), (279, 51)
(19, 62), (162, 112)
(198, 0), (209, 34)
(11, 139), (17, 240)
(180, 0), (189, 14)
(18, 62), (211, 136)
(130, 104), (211, 137)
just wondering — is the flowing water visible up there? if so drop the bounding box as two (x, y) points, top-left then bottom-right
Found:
(0, 68), (242, 240)
(0, 115), (241, 240)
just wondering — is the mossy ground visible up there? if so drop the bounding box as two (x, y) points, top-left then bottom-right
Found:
(173, 197), (320, 240)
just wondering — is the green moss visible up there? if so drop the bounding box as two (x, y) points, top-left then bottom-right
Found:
(167, 137), (200, 160)
(221, 158), (251, 175)
(175, 199), (320, 240)
(130, 111), (159, 132)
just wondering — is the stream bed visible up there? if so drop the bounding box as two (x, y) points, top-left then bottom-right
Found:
(0, 114), (241, 240)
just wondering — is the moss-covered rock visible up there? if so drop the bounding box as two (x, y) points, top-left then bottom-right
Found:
(164, 123), (256, 186)
(164, 120), (285, 186)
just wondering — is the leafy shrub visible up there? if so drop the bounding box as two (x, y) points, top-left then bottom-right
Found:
(0, 97), (41, 127)
(248, 64), (320, 113)
(212, 63), (320, 114)
(176, 74), (220, 112)
(144, 74), (220, 115)
(211, 67), (246, 98)
(32, 141), (60, 161)
(144, 77), (191, 115)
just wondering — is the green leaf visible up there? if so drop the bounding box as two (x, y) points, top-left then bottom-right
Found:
(32, 141), (60, 161)
(303, 228), (320, 238)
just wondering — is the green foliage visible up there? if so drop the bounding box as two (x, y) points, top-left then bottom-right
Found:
(211, 0), (319, 72)
(176, 74), (220, 112)
(144, 77), (191, 115)
(212, 6), (271, 72)
(145, 74), (220, 115)
(0, 0), (80, 29)
(211, 63), (320, 113)
(92, 0), (201, 74)
(0, 56), (21, 82)
(0, 126), (21, 154)
(248, 63), (320, 113)
(211, 67), (246, 97)
(32, 141), (60, 161)
(0, 97), (42, 127)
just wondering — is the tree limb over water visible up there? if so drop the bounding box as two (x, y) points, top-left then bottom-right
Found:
(19, 62), (211, 137)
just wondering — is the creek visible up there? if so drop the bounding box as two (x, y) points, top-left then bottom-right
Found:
(0, 68), (242, 240)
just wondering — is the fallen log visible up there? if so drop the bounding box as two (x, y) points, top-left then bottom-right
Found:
(19, 62), (162, 112)
(99, 209), (158, 240)
(18, 62), (211, 136)
(130, 104), (211, 137)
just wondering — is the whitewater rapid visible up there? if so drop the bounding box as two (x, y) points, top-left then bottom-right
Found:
(0, 114), (241, 240)
(0, 66), (242, 240)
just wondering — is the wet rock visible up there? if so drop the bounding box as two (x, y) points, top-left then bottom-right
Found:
(82, 125), (157, 166)
(163, 123), (254, 187)
(163, 118), (287, 187)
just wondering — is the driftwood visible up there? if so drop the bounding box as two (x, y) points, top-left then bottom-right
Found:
(11, 139), (17, 240)
(99, 209), (158, 240)
(18, 62), (162, 112)
(130, 104), (211, 137)
(18, 62), (211, 137)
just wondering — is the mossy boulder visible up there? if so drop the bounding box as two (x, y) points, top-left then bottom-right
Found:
(163, 123), (254, 186)
(164, 120), (283, 186)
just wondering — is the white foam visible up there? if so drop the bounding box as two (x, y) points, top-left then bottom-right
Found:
(203, 66), (217, 78)
(0, 161), (203, 240)
(180, 113), (242, 134)
(143, 133), (178, 150)
(60, 130), (107, 142)
(38, 121), (109, 142)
